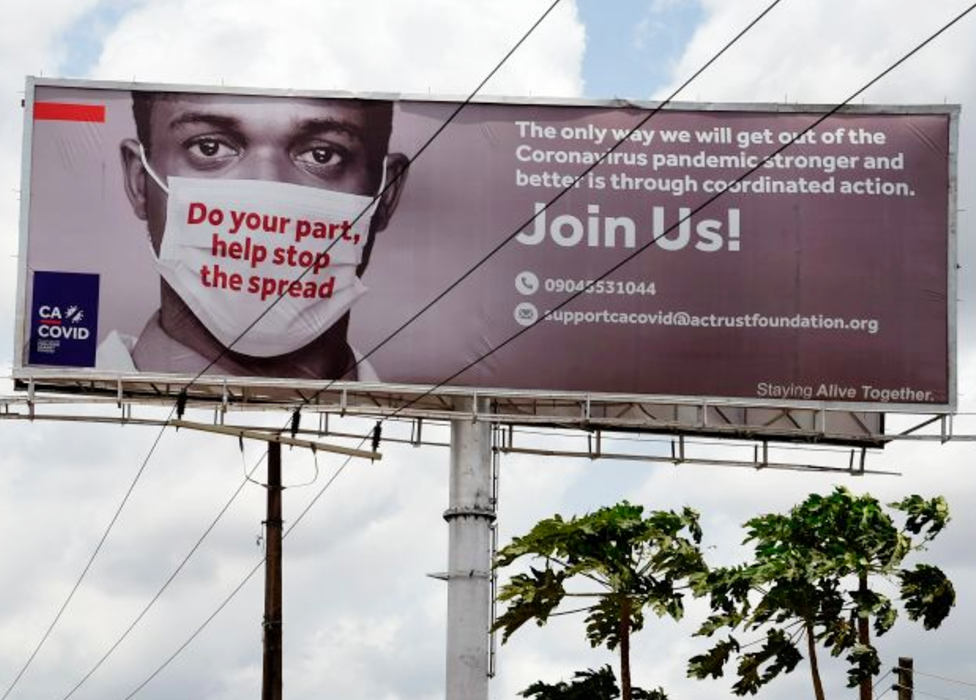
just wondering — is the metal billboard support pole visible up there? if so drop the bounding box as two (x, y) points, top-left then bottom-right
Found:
(262, 440), (283, 700)
(445, 396), (494, 700)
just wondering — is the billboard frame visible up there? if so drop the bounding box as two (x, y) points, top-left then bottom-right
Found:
(13, 76), (959, 418)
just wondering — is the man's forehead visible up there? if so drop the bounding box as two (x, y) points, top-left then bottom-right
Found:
(149, 94), (370, 132)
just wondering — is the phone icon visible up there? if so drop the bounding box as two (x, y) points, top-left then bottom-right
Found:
(515, 271), (539, 295)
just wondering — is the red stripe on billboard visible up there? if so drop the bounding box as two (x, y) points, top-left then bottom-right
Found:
(33, 102), (105, 123)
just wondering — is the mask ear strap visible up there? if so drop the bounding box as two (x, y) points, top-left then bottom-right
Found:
(137, 143), (168, 259)
(376, 155), (388, 195)
(139, 143), (170, 195)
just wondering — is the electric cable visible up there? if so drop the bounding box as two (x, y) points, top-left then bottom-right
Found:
(23, 6), (781, 689)
(368, 0), (975, 423)
(57, 449), (268, 700)
(893, 685), (973, 700)
(14, 4), (569, 699)
(286, 0), (788, 407)
(114, 3), (946, 694)
(282, 445), (321, 489)
(240, 439), (268, 488)
(183, 0), (568, 383)
(874, 669), (894, 691)
(116, 442), (363, 700)
(0, 404), (176, 700)
(74, 1), (842, 694)
(52, 3), (976, 697)
(898, 669), (976, 689)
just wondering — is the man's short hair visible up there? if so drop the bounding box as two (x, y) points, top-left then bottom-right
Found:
(131, 90), (395, 179)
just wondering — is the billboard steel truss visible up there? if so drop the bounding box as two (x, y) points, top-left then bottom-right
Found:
(0, 389), (967, 474)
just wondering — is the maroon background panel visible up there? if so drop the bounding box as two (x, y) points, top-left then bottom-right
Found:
(20, 83), (953, 406)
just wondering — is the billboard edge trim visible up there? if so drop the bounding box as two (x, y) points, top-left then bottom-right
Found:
(23, 75), (962, 117)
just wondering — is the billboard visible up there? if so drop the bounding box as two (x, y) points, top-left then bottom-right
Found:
(15, 78), (957, 410)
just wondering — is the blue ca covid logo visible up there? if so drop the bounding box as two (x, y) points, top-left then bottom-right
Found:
(36, 304), (92, 340)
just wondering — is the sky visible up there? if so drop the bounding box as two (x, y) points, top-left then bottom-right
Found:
(1, 1), (976, 700)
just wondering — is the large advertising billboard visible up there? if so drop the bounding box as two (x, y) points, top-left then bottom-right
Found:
(15, 78), (957, 409)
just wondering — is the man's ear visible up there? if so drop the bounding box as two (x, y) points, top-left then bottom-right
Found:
(371, 153), (409, 233)
(120, 138), (149, 221)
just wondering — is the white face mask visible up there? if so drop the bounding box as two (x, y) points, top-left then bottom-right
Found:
(140, 145), (384, 357)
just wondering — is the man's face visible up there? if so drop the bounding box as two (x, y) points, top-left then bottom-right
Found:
(150, 94), (378, 186)
(122, 94), (402, 255)
(118, 91), (408, 365)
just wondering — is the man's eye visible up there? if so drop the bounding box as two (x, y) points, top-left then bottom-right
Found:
(296, 146), (346, 168)
(186, 138), (237, 159)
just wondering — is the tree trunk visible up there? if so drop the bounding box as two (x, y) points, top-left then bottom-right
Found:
(858, 573), (872, 700)
(805, 621), (826, 700)
(619, 596), (632, 700)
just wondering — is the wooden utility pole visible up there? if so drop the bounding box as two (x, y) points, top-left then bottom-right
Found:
(166, 420), (380, 700)
(262, 441), (283, 700)
(896, 657), (914, 700)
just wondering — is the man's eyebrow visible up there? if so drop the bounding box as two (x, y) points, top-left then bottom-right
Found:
(167, 111), (242, 132)
(294, 117), (366, 143)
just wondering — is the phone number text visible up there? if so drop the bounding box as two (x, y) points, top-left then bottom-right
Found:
(544, 278), (657, 296)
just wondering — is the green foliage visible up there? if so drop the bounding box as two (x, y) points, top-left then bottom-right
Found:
(688, 487), (955, 696)
(900, 563), (956, 629)
(520, 666), (620, 700)
(845, 643), (881, 689)
(731, 627), (804, 695)
(495, 501), (704, 700)
(895, 494), (951, 540)
(494, 502), (705, 647)
(687, 636), (740, 680)
(494, 567), (568, 640)
(519, 666), (669, 700)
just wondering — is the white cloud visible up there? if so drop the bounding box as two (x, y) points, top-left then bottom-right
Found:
(658, 0), (976, 105)
(90, 0), (584, 98)
(3, 2), (976, 700)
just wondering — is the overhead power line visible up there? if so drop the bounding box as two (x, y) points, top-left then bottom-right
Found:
(111, 6), (976, 694)
(57, 450), (267, 700)
(377, 0), (975, 422)
(12, 4), (567, 700)
(186, 0), (568, 383)
(288, 0), (788, 408)
(11, 4), (786, 690)
(893, 685), (974, 700)
(100, 1), (792, 697)
(116, 443), (364, 700)
(874, 669), (895, 690)
(898, 668), (976, 690)
(0, 409), (175, 700)
(37, 1), (976, 697)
